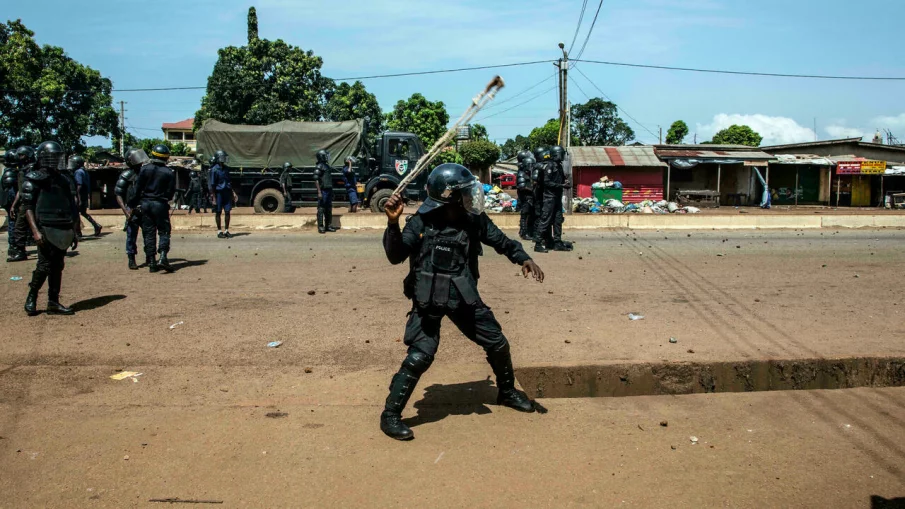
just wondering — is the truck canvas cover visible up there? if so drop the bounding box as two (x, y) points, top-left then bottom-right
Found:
(196, 119), (363, 169)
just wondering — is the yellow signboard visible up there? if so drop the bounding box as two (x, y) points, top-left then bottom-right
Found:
(860, 160), (886, 174)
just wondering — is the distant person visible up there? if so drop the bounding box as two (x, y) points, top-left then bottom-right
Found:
(342, 156), (360, 213)
(115, 148), (150, 270)
(314, 149), (336, 233)
(209, 150), (238, 238)
(2, 150), (22, 260)
(185, 169), (203, 214)
(129, 144), (176, 273)
(70, 156), (102, 238)
(280, 162), (295, 213)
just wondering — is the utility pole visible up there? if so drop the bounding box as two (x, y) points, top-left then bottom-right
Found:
(559, 43), (570, 151)
(119, 101), (126, 155)
(659, 126), (663, 144)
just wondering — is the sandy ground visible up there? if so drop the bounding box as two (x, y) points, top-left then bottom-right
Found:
(1, 228), (905, 507)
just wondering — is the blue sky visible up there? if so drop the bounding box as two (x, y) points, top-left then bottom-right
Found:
(7, 0), (905, 146)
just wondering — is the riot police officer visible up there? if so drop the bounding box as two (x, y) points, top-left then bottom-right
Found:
(280, 162), (294, 213)
(314, 149), (336, 233)
(70, 155), (102, 238)
(129, 144), (175, 273)
(515, 150), (536, 240)
(21, 141), (78, 316)
(547, 146), (572, 251)
(115, 148), (150, 270)
(9, 146), (37, 261)
(531, 146), (550, 252)
(2, 150), (21, 259)
(209, 150), (237, 238)
(185, 169), (204, 214)
(380, 163), (545, 441)
(533, 146), (572, 252)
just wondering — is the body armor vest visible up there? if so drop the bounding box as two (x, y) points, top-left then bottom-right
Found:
(316, 163), (333, 189)
(413, 226), (479, 310)
(35, 173), (76, 229)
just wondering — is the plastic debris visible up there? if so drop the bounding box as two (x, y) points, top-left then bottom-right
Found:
(267, 341), (283, 348)
(628, 313), (645, 321)
(110, 371), (142, 381)
(169, 321), (184, 330)
(690, 436), (699, 444)
(9, 276), (23, 281)
(669, 337), (678, 344)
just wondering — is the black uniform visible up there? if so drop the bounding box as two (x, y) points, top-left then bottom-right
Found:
(516, 161), (535, 239)
(314, 161), (334, 232)
(21, 168), (77, 311)
(535, 160), (565, 245)
(114, 168), (141, 256)
(129, 161), (175, 267)
(280, 169), (294, 212)
(2, 163), (20, 257)
(185, 171), (203, 213)
(12, 165), (33, 258)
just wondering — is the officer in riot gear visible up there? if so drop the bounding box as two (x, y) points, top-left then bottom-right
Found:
(314, 149), (336, 233)
(209, 150), (237, 238)
(185, 169), (204, 214)
(9, 146), (37, 261)
(531, 147), (551, 252)
(3, 150), (21, 259)
(380, 163), (545, 441)
(115, 148), (150, 270)
(129, 144), (175, 272)
(516, 150), (536, 240)
(70, 155), (102, 238)
(280, 162), (295, 213)
(21, 141), (78, 316)
(546, 145), (572, 251)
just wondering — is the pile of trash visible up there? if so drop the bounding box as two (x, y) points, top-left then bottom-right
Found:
(591, 176), (623, 189)
(572, 198), (701, 215)
(483, 184), (517, 213)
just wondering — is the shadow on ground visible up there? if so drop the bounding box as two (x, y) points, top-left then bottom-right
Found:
(71, 294), (126, 312)
(405, 379), (497, 428)
(166, 258), (208, 272)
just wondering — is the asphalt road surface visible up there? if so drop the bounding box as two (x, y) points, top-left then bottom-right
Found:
(1, 227), (904, 507)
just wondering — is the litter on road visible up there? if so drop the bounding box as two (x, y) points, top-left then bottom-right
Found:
(169, 321), (184, 330)
(110, 371), (142, 381)
(9, 276), (23, 281)
(628, 313), (645, 321)
(267, 341), (283, 348)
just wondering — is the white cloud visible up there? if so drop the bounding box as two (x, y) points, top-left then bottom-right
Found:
(696, 114), (815, 145)
(825, 125), (865, 140)
(873, 113), (905, 131)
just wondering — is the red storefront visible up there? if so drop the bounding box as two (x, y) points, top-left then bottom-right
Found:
(571, 146), (667, 203)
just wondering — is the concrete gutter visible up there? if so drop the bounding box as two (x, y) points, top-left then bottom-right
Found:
(69, 213), (905, 232)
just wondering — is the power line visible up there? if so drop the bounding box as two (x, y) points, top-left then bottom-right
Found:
(573, 0), (604, 62)
(483, 73), (556, 111)
(573, 58), (905, 81)
(569, 76), (591, 101)
(567, 0), (590, 55)
(475, 85), (558, 122)
(572, 66), (659, 140)
(331, 60), (553, 81)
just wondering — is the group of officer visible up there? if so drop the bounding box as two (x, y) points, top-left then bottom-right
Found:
(515, 145), (573, 253)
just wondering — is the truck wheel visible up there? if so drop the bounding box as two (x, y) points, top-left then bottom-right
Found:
(370, 188), (394, 213)
(253, 188), (285, 214)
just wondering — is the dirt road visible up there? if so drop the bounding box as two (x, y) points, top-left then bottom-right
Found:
(1, 228), (904, 507)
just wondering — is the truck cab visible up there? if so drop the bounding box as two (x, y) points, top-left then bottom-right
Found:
(363, 132), (427, 212)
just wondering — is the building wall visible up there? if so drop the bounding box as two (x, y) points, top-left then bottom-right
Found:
(766, 143), (905, 165)
(575, 166), (664, 202)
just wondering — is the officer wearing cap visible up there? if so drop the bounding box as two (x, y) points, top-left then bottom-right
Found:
(379, 163), (545, 441)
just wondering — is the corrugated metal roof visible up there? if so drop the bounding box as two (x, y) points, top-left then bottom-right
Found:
(655, 148), (774, 160)
(571, 146), (666, 168)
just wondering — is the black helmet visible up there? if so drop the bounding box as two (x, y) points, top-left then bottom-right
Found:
(418, 163), (485, 216)
(16, 146), (36, 165)
(516, 150), (531, 163)
(282, 162), (293, 171)
(125, 148), (150, 170)
(4, 150), (17, 167)
(36, 141), (64, 170)
(150, 144), (170, 161)
(213, 150), (229, 165)
(524, 154), (536, 166)
(316, 149), (329, 164)
(532, 147), (546, 161)
(550, 145), (565, 162)
(208, 156), (216, 166)
(67, 155), (85, 170)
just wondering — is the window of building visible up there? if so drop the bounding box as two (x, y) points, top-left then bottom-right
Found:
(183, 132), (195, 141)
(167, 131), (183, 141)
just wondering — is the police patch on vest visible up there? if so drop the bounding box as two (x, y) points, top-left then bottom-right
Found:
(395, 160), (408, 175)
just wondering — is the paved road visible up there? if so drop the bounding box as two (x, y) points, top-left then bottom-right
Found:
(1, 228), (904, 507)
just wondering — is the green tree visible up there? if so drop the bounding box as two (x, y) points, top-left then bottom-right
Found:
(528, 119), (563, 149)
(194, 8), (334, 129)
(110, 131), (141, 155)
(171, 142), (190, 156)
(0, 20), (119, 151)
(665, 120), (689, 145)
(137, 138), (173, 155)
(324, 81), (383, 145)
(571, 98), (634, 146)
(711, 124), (763, 146)
(459, 139), (500, 183)
(384, 93), (449, 148)
(247, 6), (259, 43)
(470, 123), (488, 141)
(499, 134), (530, 160)
(429, 148), (464, 170)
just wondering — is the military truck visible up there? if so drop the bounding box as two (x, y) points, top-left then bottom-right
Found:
(195, 118), (427, 213)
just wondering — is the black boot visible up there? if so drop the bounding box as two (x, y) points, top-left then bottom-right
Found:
(158, 252), (173, 272)
(7, 250), (27, 262)
(93, 223), (102, 237)
(46, 300), (74, 315)
(486, 343), (535, 413)
(553, 241), (571, 252)
(316, 207), (326, 234)
(380, 373), (419, 441)
(534, 241), (549, 253)
(148, 256), (159, 273)
(24, 286), (40, 316)
(24, 272), (46, 316)
(128, 255), (138, 270)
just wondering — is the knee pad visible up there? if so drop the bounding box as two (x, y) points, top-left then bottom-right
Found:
(401, 350), (434, 376)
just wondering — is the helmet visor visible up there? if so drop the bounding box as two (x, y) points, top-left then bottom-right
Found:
(460, 180), (485, 216)
(221, 154), (230, 164)
(128, 149), (150, 168)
